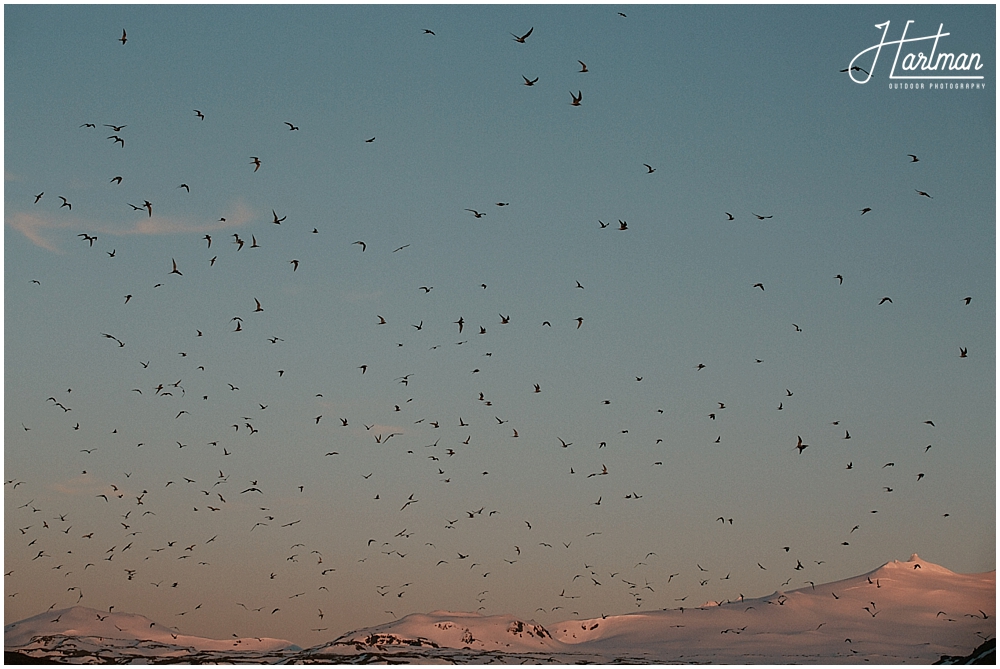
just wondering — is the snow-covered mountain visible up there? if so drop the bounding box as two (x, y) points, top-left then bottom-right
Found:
(6, 555), (994, 664)
(4, 605), (299, 663)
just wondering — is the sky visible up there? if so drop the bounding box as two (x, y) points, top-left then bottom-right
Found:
(4, 3), (996, 647)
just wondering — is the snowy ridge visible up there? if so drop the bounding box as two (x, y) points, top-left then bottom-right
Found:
(4, 606), (298, 663)
(6, 555), (995, 664)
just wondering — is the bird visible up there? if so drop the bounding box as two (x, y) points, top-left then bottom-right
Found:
(839, 65), (871, 76)
(753, 283), (764, 291)
(365, 137), (375, 143)
(915, 189), (933, 198)
(272, 210), (286, 224)
(752, 213), (773, 220)
(908, 154), (920, 162)
(290, 260), (299, 271)
(353, 241), (366, 252)
(570, 90), (583, 106)
(511, 27), (533, 43)
(284, 122), (299, 131)
(725, 212), (734, 220)
(860, 207), (871, 215)
(118, 29), (127, 45)
(522, 75), (538, 86)
(960, 347), (967, 358)
(835, 274), (844, 284)
(178, 183), (189, 192)
(878, 297), (892, 304)
(110, 176), (123, 184)
(33, 192), (43, 203)
(194, 110), (205, 120)
(578, 60), (588, 72)
(643, 164), (655, 173)
(795, 436), (808, 454)
(963, 296), (972, 305)
(465, 209), (485, 218)
(575, 317), (584, 328)
(143, 200), (152, 217)
(423, 29), (435, 35)
(59, 196), (72, 210)
(170, 259), (182, 276)
(250, 156), (261, 171)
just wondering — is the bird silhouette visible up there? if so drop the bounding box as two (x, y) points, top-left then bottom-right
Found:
(511, 27), (533, 43)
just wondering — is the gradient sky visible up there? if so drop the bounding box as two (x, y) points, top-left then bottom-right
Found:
(5, 4), (995, 646)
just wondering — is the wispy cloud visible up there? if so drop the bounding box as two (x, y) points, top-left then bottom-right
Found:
(7, 202), (256, 251)
(50, 473), (123, 498)
(110, 202), (254, 236)
(7, 212), (71, 252)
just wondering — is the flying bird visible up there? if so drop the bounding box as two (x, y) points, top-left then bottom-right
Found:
(578, 60), (588, 72)
(570, 90), (583, 106)
(908, 154), (920, 162)
(250, 156), (261, 171)
(194, 110), (205, 120)
(511, 27), (533, 43)
(795, 436), (808, 454)
(119, 29), (127, 45)
(839, 65), (871, 76)
(170, 259), (182, 276)
(522, 75), (538, 86)
(643, 164), (655, 173)
(915, 189), (932, 198)
(284, 122), (299, 131)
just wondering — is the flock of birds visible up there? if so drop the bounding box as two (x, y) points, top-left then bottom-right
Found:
(6, 15), (981, 645)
